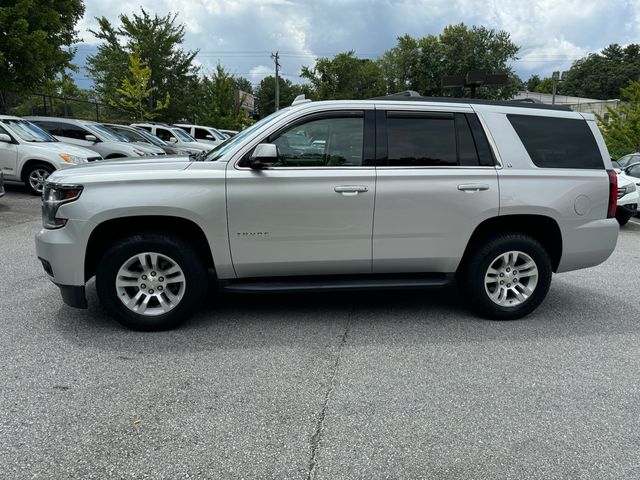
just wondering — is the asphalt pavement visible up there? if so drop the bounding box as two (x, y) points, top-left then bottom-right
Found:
(1, 183), (640, 479)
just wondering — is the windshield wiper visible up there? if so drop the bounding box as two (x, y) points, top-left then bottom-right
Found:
(189, 151), (206, 162)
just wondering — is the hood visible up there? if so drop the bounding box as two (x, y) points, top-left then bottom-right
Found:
(181, 141), (214, 152)
(133, 142), (165, 155)
(28, 141), (99, 158)
(47, 156), (192, 185)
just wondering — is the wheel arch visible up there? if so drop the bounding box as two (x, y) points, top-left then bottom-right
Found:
(459, 214), (563, 273)
(20, 159), (56, 181)
(84, 215), (215, 282)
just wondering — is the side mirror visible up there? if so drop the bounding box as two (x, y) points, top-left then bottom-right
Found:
(249, 143), (278, 170)
(85, 134), (98, 142)
(0, 133), (12, 143)
(168, 137), (178, 143)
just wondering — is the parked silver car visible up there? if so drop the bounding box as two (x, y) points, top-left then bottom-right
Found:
(103, 123), (188, 155)
(36, 93), (619, 331)
(173, 123), (226, 145)
(26, 117), (163, 159)
(131, 123), (212, 153)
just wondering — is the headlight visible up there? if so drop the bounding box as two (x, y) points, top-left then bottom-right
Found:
(618, 182), (637, 199)
(42, 183), (83, 229)
(58, 153), (86, 165)
(133, 149), (146, 156)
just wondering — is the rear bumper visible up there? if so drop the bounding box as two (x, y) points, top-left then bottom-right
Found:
(557, 218), (619, 273)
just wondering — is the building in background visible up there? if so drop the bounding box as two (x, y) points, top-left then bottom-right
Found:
(235, 90), (254, 117)
(512, 91), (621, 119)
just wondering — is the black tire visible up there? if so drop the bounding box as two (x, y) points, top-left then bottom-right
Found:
(459, 233), (552, 320)
(616, 213), (630, 226)
(23, 162), (54, 195)
(96, 233), (208, 331)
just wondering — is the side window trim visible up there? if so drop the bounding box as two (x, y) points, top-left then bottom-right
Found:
(237, 110), (371, 169)
(375, 109), (496, 168)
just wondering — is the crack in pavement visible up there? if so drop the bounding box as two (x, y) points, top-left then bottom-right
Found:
(306, 306), (353, 480)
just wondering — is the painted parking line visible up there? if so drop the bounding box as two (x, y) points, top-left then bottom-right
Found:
(628, 217), (640, 226)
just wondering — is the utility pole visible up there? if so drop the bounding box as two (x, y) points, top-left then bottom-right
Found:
(271, 51), (280, 111)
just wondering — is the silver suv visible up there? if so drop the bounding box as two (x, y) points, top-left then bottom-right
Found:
(35, 94), (619, 330)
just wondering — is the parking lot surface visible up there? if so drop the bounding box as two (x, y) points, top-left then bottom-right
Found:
(1, 184), (640, 479)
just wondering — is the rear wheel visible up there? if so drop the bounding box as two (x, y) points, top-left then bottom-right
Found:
(24, 162), (54, 195)
(96, 233), (208, 331)
(460, 233), (552, 320)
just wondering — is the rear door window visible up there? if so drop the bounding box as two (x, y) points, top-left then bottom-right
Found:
(386, 114), (457, 167)
(508, 114), (603, 169)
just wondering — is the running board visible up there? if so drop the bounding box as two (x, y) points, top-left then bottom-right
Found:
(221, 273), (455, 294)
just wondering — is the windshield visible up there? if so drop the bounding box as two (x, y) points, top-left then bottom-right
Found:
(134, 128), (168, 146)
(3, 119), (57, 142)
(173, 128), (195, 142)
(205, 108), (292, 162)
(86, 123), (129, 142)
(210, 128), (226, 141)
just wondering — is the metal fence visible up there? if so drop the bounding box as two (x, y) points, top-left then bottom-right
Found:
(4, 92), (131, 123)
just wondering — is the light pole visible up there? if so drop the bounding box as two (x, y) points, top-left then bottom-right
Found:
(551, 71), (568, 105)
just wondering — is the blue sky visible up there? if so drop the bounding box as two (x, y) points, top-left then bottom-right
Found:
(72, 0), (640, 89)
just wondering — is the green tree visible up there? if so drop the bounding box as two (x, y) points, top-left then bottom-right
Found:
(0, 0), (85, 111)
(533, 77), (555, 94)
(300, 51), (386, 100)
(562, 44), (640, 100)
(526, 74), (542, 92)
(110, 50), (170, 121)
(254, 76), (310, 117)
(199, 64), (252, 129)
(234, 76), (253, 94)
(378, 24), (520, 99)
(86, 8), (198, 121)
(597, 80), (640, 158)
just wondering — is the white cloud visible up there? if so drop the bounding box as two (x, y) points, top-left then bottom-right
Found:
(76, 0), (640, 85)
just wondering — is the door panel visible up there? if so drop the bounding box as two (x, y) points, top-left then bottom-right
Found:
(373, 168), (499, 273)
(226, 168), (375, 277)
(0, 138), (18, 180)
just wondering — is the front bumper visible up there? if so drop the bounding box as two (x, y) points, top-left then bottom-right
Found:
(35, 221), (89, 309)
(617, 203), (638, 216)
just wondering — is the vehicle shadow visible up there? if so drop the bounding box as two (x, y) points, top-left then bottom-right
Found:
(53, 278), (640, 354)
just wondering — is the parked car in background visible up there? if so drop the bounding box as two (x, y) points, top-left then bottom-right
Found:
(615, 172), (638, 225)
(0, 171), (5, 198)
(36, 94), (619, 331)
(617, 153), (640, 168)
(131, 123), (211, 153)
(0, 115), (101, 194)
(103, 123), (187, 155)
(218, 129), (239, 138)
(620, 162), (640, 216)
(173, 123), (226, 145)
(26, 117), (160, 160)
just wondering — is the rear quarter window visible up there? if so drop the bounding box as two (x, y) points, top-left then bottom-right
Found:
(507, 114), (603, 169)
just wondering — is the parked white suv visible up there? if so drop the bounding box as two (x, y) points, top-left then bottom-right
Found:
(0, 116), (101, 194)
(131, 123), (211, 153)
(173, 123), (226, 145)
(26, 117), (162, 159)
(36, 93), (619, 331)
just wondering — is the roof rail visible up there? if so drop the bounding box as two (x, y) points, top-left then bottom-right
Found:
(292, 94), (312, 106)
(370, 93), (572, 111)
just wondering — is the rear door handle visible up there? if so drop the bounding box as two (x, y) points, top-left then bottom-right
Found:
(334, 185), (369, 196)
(457, 184), (490, 192)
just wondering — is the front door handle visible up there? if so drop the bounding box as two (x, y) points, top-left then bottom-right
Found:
(334, 185), (369, 196)
(457, 183), (490, 192)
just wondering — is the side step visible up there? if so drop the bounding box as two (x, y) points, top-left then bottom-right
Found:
(220, 273), (455, 294)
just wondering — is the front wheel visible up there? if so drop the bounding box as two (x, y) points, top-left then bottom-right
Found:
(96, 233), (208, 331)
(460, 234), (552, 320)
(24, 163), (54, 195)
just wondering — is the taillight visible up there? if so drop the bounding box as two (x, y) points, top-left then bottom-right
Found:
(607, 169), (617, 219)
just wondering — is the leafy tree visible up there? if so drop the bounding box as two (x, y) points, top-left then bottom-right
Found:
(534, 77), (555, 94)
(301, 51), (386, 100)
(86, 8), (198, 121)
(0, 0), (85, 111)
(254, 76), (310, 117)
(562, 44), (640, 100)
(199, 64), (252, 130)
(597, 80), (640, 158)
(526, 74), (542, 92)
(378, 24), (520, 99)
(234, 76), (253, 94)
(110, 49), (169, 121)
